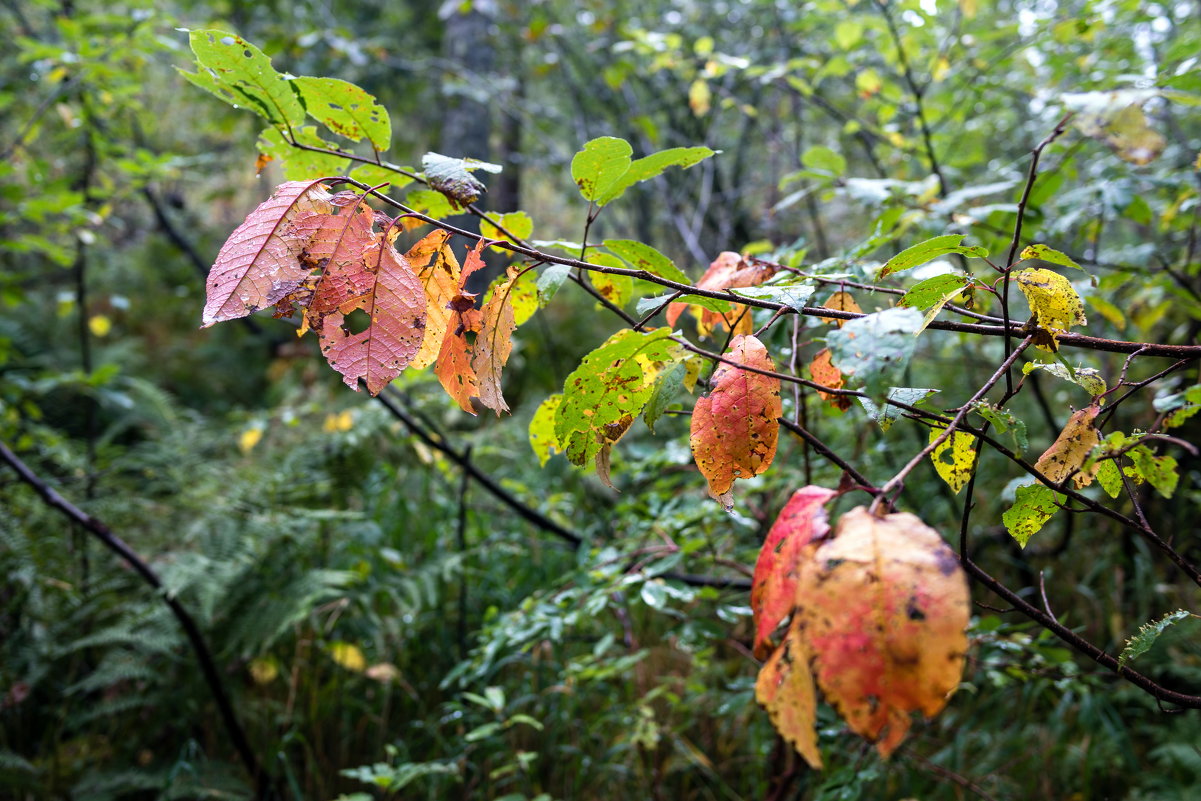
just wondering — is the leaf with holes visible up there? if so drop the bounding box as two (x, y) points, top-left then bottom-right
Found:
(751, 486), (838, 660)
(1003, 484), (1064, 547)
(434, 240), (488, 412)
(183, 30), (305, 130)
(756, 613), (822, 769)
(318, 236), (426, 395)
(422, 153), (502, 208)
(666, 252), (778, 337)
(1015, 268), (1086, 351)
(296, 195), (378, 332)
(690, 335), (782, 507)
(202, 180), (333, 327)
(1129, 446), (1179, 498)
(928, 426), (977, 494)
(827, 307), (923, 402)
(293, 76), (391, 150)
(405, 230), (458, 369)
(798, 507), (969, 759)
(555, 328), (681, 474)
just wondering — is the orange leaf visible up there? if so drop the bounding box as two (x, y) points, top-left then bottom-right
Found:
(1034, 403), (1102, 488)
(755, 614), (822, 769)
(406, 230), (458, 369)
(750, 486), (838, 659)
(799, 507), (969, 758)
(666, 251), (778, 336)
(817, 291), (861, 327)
(808, 348), (851, 411)
(689, 335), (782, 507)
(471, 265), (520, 415)
(434, 240), (489, 413)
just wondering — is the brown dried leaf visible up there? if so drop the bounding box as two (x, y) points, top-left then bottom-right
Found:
(1034, 403), (1101, 488)
(471, 265), (520, 415)
(755, 614), (822, 769)
(817, 291), (862, 327)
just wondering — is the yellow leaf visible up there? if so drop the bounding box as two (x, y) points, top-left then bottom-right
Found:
(689, 79), (711, 116)
(1015, 268), (1086, 351)
(929, 426), (976, 493)
(329, 641), (366, 672)
(248, 656), (279, 684)
(239, 426), (264, 454)
(323, 410), (354, 433)
(88, 315), (112, 337)
(817, 291), (861, 327)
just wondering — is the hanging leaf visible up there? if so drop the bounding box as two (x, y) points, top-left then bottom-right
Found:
(816, 291), (862, 326)
(435, 240), (488, 412)
(555, 328), (681, 473)
(296, 197), (378, 331)
(1015, 268), (1086, 351)
(750, 486), (838, 659)
(422, 153), (502, 208)
(808, 348), (852, 412)
(643, 361), (689, 433)
(755, 614), (823, 770)
(1128, 446), (1179, 498)
(471, 265), (520, 414)
(730, 282), (816, 312)
(603, 239), (691, 285)
(666, 252), (778, 337)
(318, 236), (426, 396)
(928, 426), (977, 493)
(1019, 244), (1087, 274)
(480, 211), (534, 249)
(859, 387), (939, 432)
(202, 180), (333, 327)
(798, 507), (970, 759)
(690, 335), (782, 507)
(899, 273), (971, 332)
(1119, 610), (1193, 666)
(183, 30), (305, 130)
(827, 307), (924, 402)
(1003, 484), (1064, 547)
(1034, 404), (1101, 488)
(529, 394), (563, 466)
(877, 234), (987, 279)
(1022, 362), (1107, 398)
(970, 402), (1028, 455)
(587, 253), (634, 307)
(406, 230), (459, 369)
(293, 76), (391, 150)
(257, 126), (349, 180)
(571, 136), (716, 207)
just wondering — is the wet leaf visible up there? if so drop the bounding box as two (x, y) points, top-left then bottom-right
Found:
(808, 348), (852, 412)
(406, 230), (459, 369)
(928, 426), (977, 494)
(755, 614), (822, 769)
(827, 307), (923, 402)
(859, 387), (939, 432)
(572, 137), (715, 207)
(293, 76), (391, 150)
(1003, 484), (1064, 547)
(666, 252), (777, 337)
(1022, 362), (1107, 398)
(472, 265), (519, 414)
(899, 273), (970, 332)
(604, 238), (691, 285)
(816, 291), (862, 326)
(422, 152), (501, 208)
(183, 30), (304, 129)
(690, 335), (782, 506)
(877, 234), (987, 279)
(1019, 244), (1087, 274)
(1033, 404), (1101, 488)
(1119, 610), (1193, 666)
(1015, 268), (1086, 351)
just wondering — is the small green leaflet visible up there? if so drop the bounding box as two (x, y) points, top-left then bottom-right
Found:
(899, 273), (971, 332)
(1095, 459), (1123, 498)
(292, 76), (391, 150)
(858, 387), (938, 432)
(555, 328), (681, 469)
(1153, 385), (1201, 429)
(877, 235), (988, 279)
(422, 153), (502, 207)
(183, 30), (305, 130)
(536, 265), (572, 304)
(571, 137), (715, 207)
(1129, 446), (1179, 498)
(603, 239), (691, 285)
(729, 283), (816, 312)
(1003, 484), (1064, 547)
(1022, 361), (1107, 398)
(636, 293), (732, 317)
(644, 361), (689, 433)
(827, 306), (923, 402)
(1118, 610), (1193, 666)
(529, 394), (563, 466)
(970, 402), (1028, 455)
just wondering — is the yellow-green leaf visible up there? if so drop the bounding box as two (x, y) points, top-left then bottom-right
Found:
(1003, 484), (1064, 547)
(529, 394), (563, 467)
(1014, 268), (1086, 350)
(928, 426), (976, 494)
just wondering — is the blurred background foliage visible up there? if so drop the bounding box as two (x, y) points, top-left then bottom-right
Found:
(2, 0), (1201, 798)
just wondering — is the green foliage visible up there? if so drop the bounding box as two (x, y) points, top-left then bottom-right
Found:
(1119, 610), (1193, 667)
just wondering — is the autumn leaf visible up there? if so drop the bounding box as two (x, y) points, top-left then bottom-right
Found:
(928, 426), (977, 494)
(297, 196), (378, 331)
(555, 328), (681, 475)
(808, 348), (851, 411)
(471, 265), (521, 414)
(1015, 268), (1086, 351)
(666, 252), (778, 337)
(816, 291), (861, 327)
(755, 615), (823, 770)
(1034, 404), (1101, 488)
(690, 335), (782, 507)
(799, 507), (969, 759)
(529, 394), (563, 466)
(1003, 484), (1063, 547)
(434, 239), (489, 412)
(318, 235), (427, 396)
(750, 486), (838, 660)
(406, 230), (458, 369)
(202, 180), (333, 327)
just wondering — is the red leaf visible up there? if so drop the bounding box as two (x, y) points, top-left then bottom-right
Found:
(318, 235), (427, 395)
(689, 335), (782, 506)
(202, 180), (332, 327)
(296, 200), (378, 330)
(750, 486), (838, 660)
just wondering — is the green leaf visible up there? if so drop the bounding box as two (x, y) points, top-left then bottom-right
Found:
(257, 126), (348, 180)
(1021, 361), (1107, 398)
(1119, 610), (1193, 666)
(481, 211), (534, 249)
(728, 283), (816, 312)
(877, 235), (988, 279)
(643, 361), (689, 433)
(899, 273), (971, 332)
(1153, 385), (1201, 429)
(186, 30), (304, 130)
(802, 145), (847, 176)
(1003, 484), (1064, 547)
(405, 189), (458, 220)
(858, 387), (939, 432)
(529, 394), (562, 467)
(348, 163), (414, 192)
(603, 239), (691, 284)
(536, 265), (572, 305)
(971, 402), (1028, 455)
(293, 76), (391, 150)
(636, 293), (732, 317)
(555, 328), (681, 468)
(571, 137), (715, 207)
(1019, 244), (1087, 273)
(1129, 446), (1179, 498)
(587, 253), (633, 307)
(1095, 459), (1123, 498)
(827, 307), (923, 401)
(422, 153), (501, 208)
(571, 137), (634, 204)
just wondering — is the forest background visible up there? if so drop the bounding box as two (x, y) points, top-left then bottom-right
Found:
(2, 0), (1201, 799)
